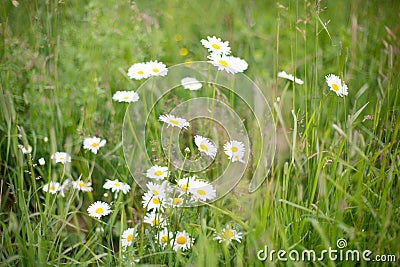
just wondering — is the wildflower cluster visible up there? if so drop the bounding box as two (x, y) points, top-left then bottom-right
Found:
(34, 35), (252, 265)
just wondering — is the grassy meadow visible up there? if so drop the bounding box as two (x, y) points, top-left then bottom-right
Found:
(1, 0), (399, 266)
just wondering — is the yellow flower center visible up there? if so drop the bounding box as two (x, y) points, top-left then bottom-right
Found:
(332, 83), (339, 91)
(49, 185), (55, 191)
(222, 230), (234, 239)
(114, 182), (121, 187)
(197, 189), (206, 196)
(161, 235), (168, 243)
(200, 144), (208, 152)
(151, 189), (159, 195)
(123, 96), (130, 100)
(219, 59), (228, 67)
(153, 68), (159, 73)
(95, 207), (104, 214)
(231, 146), (238, 152)
(169, 119), (180, 125)
(152, 198), (160, 204)
(153, 219), (160, 226)
(79, 182), (85, 187)
(180, 48), (188, 56)
(59, 157), (65, 161)
(177, 236), (187, 244)
(155, 170), (163, 176)
(212, 43), (221, 50)
(127, 234), (133, 242)
(137, 70), (144, 75)
(172, 198), (182, 205)
(91, 142), (99, 147)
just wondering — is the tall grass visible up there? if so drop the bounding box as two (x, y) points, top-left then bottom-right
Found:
(1, 0), (399, 266)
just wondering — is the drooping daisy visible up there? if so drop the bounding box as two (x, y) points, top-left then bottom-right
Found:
(146, 165), (169, 180)
(146, 181), (167, 197)
(72, 179), (93, 192)
(38, 157), (45, 166)
(194, 135), (217, 159)
(127, 62), (151, 80)
(103, 179), (131, 194)
(278, 71), (304, 85)
(157, 228), (173, 249)
(121, 227), (138, 248)
(159, 114), (190, 129)
(87, 201), (112, 219)
(43, 181), (60, 194)
(181, 77), (202, 91)
(83, 136), (106, 154)
(18, 144), (32, 154)
(142, 191), (166, 211)
(172, 231), (194, 251)
(208, 54), (248, 74)
(325, 74), (348, 97)
(143, 210), (166, 227)
(112, 91), (140, 103)
(177, 176), (198, 193)
(213, 225), (243, 244)
(188, 180), (217, 201)
(51, 152), (71, 164)
(223, 140), (245, 162)
(146, 60), (168, 77)
(201, 36), (231, 56)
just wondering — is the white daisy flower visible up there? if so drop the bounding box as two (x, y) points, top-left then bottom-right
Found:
(172, 231), (194, 251)
(143, 210), (166, 227)
(201, 36), (231, 56)
(223, 140), (245, 162)
(51, 152), (71, 164)
(325, 74), (348, 97)
(167, 194), (185, 207)
(72, 179), (93, 192)
(146, 165), (169, 180)
(38, 157), (45, 166)
(103, 179), (131, 194)
(42, 181), (60, 194)
(278, 71), (304, 85)
(213, 225), (243, 244)
(18, 144), (32, 154)
(146, 60), (168, 77)
(121, 227), (138, 248)
(188, 180), (217, 201)
(87, 201), (112, 219)
(157, 228), (173, 249)
(194, 135), (217, 159)
(181, 77), (202, 91)
(177, 176), (198, 193)
(112, 91), (140, 103)
(83, 136), (106, 154)
(159, 114), (190, 129)
(127, 62), (151, 80)
(208, 54), (248, 74)
(146, 181), (167, 197)
(142, 191), (166, 211)
(229, 56), (249, 73)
